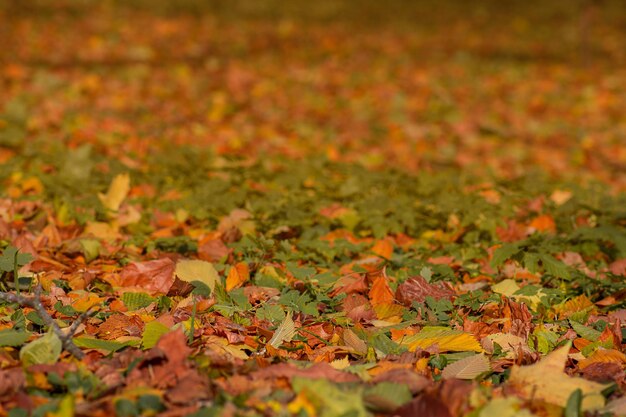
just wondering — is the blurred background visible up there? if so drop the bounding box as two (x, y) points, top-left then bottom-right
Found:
(1, 0), (625, 188)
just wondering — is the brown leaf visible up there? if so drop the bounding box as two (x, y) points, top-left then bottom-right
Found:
(579, 362), (625, 384)
(157, 328), (192, 367)
(198, 238), (230, 262)
(0, 367), (25, 400)
(395, 393), (452, 417)
(396, 276), (455, 306)
(97, 314), (145, 340)
(165, 369), (210, 404)
(120, 258), (175, 295)
(251, 362), (360, 382)
(342, 294), (375, 322)
(371, 369), (431, 394)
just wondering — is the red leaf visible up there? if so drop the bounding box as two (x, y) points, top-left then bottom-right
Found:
(395, 393), (452, 417)
(396, 276), (455, 306)
(252, 362), (360, 382)
(609, 259), (626, 276)
(120, 258), (175, 295)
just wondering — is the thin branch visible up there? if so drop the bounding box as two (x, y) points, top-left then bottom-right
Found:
(0, 285), (91, 359)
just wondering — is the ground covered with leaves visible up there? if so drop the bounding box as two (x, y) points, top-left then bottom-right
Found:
(1, 1), (626, 416)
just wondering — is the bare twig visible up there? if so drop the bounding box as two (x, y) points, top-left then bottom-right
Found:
(0, 285), (92, 359)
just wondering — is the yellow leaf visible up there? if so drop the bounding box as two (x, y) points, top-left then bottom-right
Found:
(441, 353), (490, 380)
(98, 173), (130, 212)
(69, 291), (103, 312)
(225, 262), (250, 291)
(491, 279), (544, 308)
(491, 279), (520, 297)
(486, 333), (530, 359)
(553, 295), (595, 319)
(402, 327), (483, 352)
(343, 328), (368, 354)
(478, 397), (535, 417)
(84, 221), (120, 240)
(269, 311), (296, 348)
(373, 303), (405, 321)
(204, 336), (249, 360)
(175, 259), (220, 293)
(579, 348), (626, 369)
(330, 357), (351, 370)
(508, 342), (607, 411)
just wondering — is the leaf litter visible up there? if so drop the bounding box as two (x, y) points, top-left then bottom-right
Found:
(0, 1), (626, 416)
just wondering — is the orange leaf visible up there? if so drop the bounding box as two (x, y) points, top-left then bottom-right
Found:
(529, 214), (556, 233)
(369, 276), (395, 307)
(371, 240), (393, 260)
(120, 258), (175, 295)
(579, 349), (626, 369)
(226, 262), (250, 291)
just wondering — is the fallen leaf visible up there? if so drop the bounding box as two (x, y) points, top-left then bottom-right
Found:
(20, 331), (62, 366)
(396, 276), (455, 306)
(98, 173), (130, 212)
(175, 259), (220, 293)
(120, 258), (175, 295)
(225, 262), (250, 291)
(252, 362), (360, 382)
(268, 311), (297, 348)
(528, 214), (556, 234)
(507, 342), (607, 410)
(578, 348), (626, 370)
(441, 353), (490, 379)
(402, 327), (483, 353)
(371, 240), (393, 259)
(369, 276), (395, 307)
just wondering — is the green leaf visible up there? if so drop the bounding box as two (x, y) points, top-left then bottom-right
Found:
(0, 329), (30, 347)
(122, 292), (155, 311)
(569, 320), (602, 341)
(142, 321), (171, 349)
(565, 389), (582, 417)
(292, 377), (367, 417)
(0, 246), (34, 272)
(79, 239), (101, 263)
(255, 304), (286, 322)
(73, 337), (133, 352)
(490, 243), (520, 268)
(364, 382), (412, 412)
(540, 254), (570, 279)
(20, 331), (62, 366)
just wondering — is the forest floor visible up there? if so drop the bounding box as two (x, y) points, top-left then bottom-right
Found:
(1, 1), (626, 416)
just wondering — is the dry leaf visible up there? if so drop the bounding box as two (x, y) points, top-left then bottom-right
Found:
(98, 173), (130, 212)
(175, 259), (220, 293)
(343, 328), (368, 354)
(369, 276), (395, 307)
(225, 262), (250, 291)
(578, 348), (626, 370)
(269, 311), (297, 348)
(403, 327), (483, 353)
(507, 342), (607, 411)
(120, 258), (176, 295)
(396, 276), (455, 306)
(441, 354), (490, 380)
(371, 240), (393, 259)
